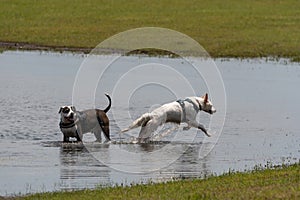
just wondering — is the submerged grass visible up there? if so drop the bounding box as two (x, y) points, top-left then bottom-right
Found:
(0, 0), (300, 58)
(8, 163), (300, 200)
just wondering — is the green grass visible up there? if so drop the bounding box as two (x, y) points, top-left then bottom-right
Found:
(0, 0), (300, 58)
(7, 163), (300, 200)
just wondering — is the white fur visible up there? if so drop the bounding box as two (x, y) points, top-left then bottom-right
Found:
(122, 94), (216, 142)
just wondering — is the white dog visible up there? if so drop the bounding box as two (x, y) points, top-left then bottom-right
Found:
(122, 93), (216, 142)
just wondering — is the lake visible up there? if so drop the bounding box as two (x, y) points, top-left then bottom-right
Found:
(0, 51), (299, 196)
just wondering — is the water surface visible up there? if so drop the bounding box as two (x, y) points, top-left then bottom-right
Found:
(0, 51), (299, 196)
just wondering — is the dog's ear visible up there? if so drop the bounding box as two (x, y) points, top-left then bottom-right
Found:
(203, 93), (208, 104)
(58, 107), (63, 114)
(71, 106), (76, 112)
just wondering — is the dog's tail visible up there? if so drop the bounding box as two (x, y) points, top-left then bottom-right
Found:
(121, 113), (152, 133)
(103, 93), (111, 113)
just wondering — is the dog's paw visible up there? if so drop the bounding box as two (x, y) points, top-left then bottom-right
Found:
(205, 131), (217, 137)
(131, 139), (138, 144)
(205, 132), (212, 137)
(183, 126), (191, 131)
(104, 140), (111, 144)
(130, 137), (138, 144)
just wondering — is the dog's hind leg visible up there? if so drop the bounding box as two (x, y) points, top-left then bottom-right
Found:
(96, 115), (110, 141)
(137, 119), (159, 142)
(94, 130), (102, 143)
(137, 126), (149, 143)
(101, 125), (110, 141)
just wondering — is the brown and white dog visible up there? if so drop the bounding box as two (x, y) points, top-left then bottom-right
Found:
(121, 93), (216, 142)
(58, 94), (111, 143)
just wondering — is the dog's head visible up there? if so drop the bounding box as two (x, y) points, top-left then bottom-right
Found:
(58, 106), (77, 122)
(195, 93), (216, 114)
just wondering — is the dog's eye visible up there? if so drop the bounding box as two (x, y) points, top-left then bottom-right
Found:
(63, 107), (70, 113)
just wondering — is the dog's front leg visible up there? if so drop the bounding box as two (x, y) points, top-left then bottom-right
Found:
(75, 124), (83, 142)
(198, 124), (211, 137)
(188, 121), (211, 137)
(63, 135), (70, 143)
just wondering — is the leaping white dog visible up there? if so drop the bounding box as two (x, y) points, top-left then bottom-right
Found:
(121, 93), (216, 142)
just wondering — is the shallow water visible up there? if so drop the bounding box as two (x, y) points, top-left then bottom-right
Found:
(0, 51), (299, 196)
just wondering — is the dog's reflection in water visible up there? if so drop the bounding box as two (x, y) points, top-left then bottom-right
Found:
(59, 143), (110, 185)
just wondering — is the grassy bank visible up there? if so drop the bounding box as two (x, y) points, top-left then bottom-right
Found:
(7, 163), (299, 200)
(0, 0), (299, 59)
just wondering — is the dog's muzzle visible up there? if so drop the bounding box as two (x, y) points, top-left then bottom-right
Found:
(69, 113), (74, 119)
(209, 109), (216, 114)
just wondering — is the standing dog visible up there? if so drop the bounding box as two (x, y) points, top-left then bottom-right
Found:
(122, 93), (216, 142)
(59, 94), (111, 142)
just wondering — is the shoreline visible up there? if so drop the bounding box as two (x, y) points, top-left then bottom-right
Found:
(1, 41), (300, 62)
(0, 41), (92, 54)
(1, 163), (299, 199)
